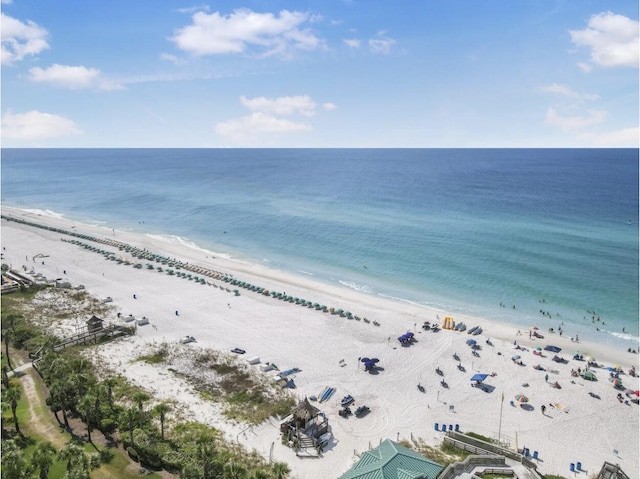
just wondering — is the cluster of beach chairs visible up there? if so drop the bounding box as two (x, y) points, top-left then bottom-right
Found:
(4, 214), (385, 328)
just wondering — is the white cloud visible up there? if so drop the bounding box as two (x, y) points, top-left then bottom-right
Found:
(569, 11), (639, 68)
(214, 94), (335, 143)
(540, 83), (599, 100)
(545, 107), (607, 130)
(160, 52), (187, 65)
(369, 36), (396, 54)
(577, 62), (592, 73)
(343, 38), (360, 48)
(1, 110), (82, 140)
(176, 4), (210, 14)
(29, 64), (98, 89)
(1, 12), (49, 65)
(578, 127), (639, 147)
(214, 112), (311, 140)
(240, 95), (317, 116)
(170, 8), (324, 58)
(28, 64), (123, 90)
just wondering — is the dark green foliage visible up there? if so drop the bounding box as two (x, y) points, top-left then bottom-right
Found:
(127, 447), (139, 462)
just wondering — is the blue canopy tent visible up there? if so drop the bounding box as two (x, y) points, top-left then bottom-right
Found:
(361, 357), (380, 371)
(470, 373), (489, 383)
(398, 333), (414, 344)
(466, 339), (477, 346)
(544, 345), (562, 353)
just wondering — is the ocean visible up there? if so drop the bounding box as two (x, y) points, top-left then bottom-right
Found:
(1, 148), (638, 349)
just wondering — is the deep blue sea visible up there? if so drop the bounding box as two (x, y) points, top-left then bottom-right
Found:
(2, 149), (638, 349)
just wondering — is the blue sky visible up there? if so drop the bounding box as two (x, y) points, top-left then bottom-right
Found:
(1, 0), (638, 147)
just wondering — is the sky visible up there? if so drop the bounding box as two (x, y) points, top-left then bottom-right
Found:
(1, 0), (638, 148)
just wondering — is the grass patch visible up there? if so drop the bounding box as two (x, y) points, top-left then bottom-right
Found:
(136, 344), (169, 364)
(398, 438), (472, 467)
(465, 431), (496, 444)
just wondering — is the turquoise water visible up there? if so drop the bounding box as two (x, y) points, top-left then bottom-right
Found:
(1, 148), (638, 348)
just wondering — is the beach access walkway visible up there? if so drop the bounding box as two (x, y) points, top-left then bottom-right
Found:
(451, 459), (537, 479)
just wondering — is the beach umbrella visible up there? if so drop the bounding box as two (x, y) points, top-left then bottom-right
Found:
(613, 365), (622, 371)
(466, 339), (477, 345)
(512, 355), (521, 360)
(609, 377), (622, 387)
(514, 394), (529, 403)
(370, 358), (379, 363)
(530, 326), (539, 330)
(535, 346), (542, 351)
(634, 390), (640, 397)
(580, 370), (596, 381)
(360, 357), (371, 363)
(573, 350), (581, 355)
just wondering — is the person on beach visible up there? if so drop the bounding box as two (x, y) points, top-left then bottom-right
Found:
(133, 294), (137, 299)
(541, 404), (546, 414)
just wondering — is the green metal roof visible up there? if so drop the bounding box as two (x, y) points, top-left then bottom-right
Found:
(339, 439), (444, 479)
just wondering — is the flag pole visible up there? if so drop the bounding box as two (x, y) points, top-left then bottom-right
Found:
(498, 392), (504, 445)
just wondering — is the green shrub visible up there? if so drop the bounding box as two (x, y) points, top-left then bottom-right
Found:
(127, 447), (139, 462)
(100, 418), (117, 434)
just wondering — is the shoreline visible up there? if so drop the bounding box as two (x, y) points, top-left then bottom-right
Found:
(2, 206), (638, 479)
(3, 206), (636, 365)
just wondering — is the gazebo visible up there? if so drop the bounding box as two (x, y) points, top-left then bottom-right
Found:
(339, 439), (444, 479)
(290, 397), (321, 430)
(280, 398), (329, 454)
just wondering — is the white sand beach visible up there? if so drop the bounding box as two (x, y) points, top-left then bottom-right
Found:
(2, 207), (638, 479)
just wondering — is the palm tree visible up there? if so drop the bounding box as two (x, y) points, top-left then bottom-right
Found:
(4, 384), (22, 435)
(2, 364), (10, 388)
(133, 391), (151, 412)
(223, 461), (248, 479)
(57, 441), (100, 477)
(49, 379), (72, 429)
(270, 462), (290, 479)
(31, 441), (57, 479)
(58, 442), (85, 473)
(120, 407), (138, 448)
(249, 469), (270, 479)
(195, 441), (223, 479)
(5, 313), (20, 334)
(3, 328), (14, 370)
(77, 394), (96, 443)
(102, 377), (118, 408)
(153, 402), (171, 440)
(1, 439), (26, 478)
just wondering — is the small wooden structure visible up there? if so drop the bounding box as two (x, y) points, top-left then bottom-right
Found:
(86, 315), (104, 333)
(280, 398), (329, 456)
